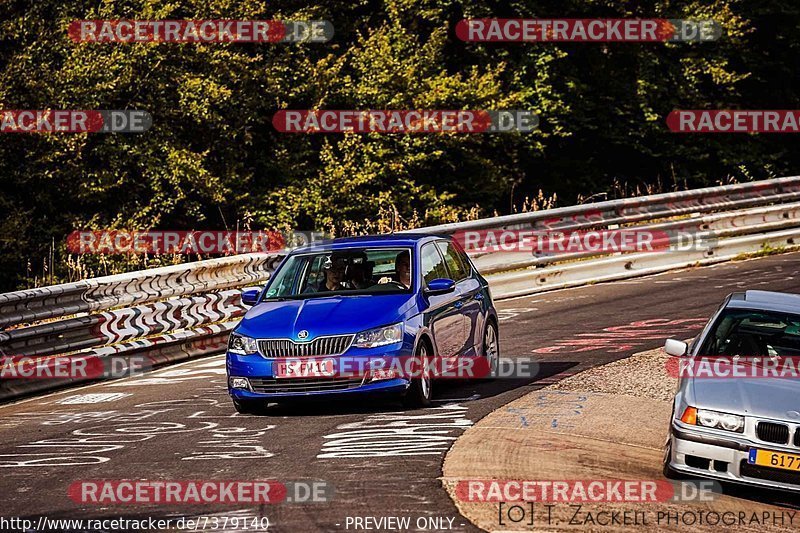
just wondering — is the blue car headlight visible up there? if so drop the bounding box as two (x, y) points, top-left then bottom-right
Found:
(354, 323), (403, 348)
(228, 332), (259, 355)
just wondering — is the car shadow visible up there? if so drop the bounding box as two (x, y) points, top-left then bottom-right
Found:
(252, 360), (580, 417)
(259, 396), (405, 417)
(667, 470), (800, 510)
(717, 480), (800, 509)
(435, 360), (580, 402)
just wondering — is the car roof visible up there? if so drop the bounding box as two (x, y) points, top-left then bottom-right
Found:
(291, 233), (448, 254)
(726, 290), (800, 314)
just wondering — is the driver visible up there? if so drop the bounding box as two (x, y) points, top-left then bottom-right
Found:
(378, 251), (411, 288)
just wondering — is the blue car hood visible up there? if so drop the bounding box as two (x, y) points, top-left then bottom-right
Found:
(236, 294), (416, 340)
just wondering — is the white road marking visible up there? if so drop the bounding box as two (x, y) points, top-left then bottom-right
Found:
(109, 356), (227, 387)
(0, 353), (227, 411)
(56, 393), (131, 405)
(497, 308), (538, 321)
(317, 405), (472, 458)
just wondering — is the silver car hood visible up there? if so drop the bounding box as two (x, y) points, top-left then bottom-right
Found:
(691, 377), (800, 421)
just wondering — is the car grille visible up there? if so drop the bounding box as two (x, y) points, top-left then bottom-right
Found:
(257, 335), (354, 358)
(248, 377), (364, 393)
(756, 421), (790, 444)
(740, 460), (800, 486)
(795, 429), (800, 447)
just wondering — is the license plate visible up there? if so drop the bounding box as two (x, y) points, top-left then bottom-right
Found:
(274, 359), (335, 378)
(749, 448), (800, 472)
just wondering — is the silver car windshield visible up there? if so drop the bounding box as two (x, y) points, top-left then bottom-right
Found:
(263, 247), (413, 300)
(699, 309), (800, 357)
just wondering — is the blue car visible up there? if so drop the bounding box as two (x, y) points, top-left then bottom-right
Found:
(226, 233), (499, 412)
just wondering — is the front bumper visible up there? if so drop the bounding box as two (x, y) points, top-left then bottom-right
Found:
(668, 423), (800, 492)
(226, 346), (412, 400)
(228, 376), (409, 400)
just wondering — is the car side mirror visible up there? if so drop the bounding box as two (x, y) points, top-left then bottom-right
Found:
(664, 338), (689, 357)
(425, 278), (456, 295)
(241, 287), (263, 306)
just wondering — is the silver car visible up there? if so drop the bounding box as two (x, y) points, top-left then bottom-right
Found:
(663, 290), (800, 492)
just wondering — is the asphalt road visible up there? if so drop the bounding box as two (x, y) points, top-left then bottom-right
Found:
(1, 253), (799, 533)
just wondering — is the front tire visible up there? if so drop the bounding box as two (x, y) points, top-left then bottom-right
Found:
(481, 320), (500, 380)
(403, 342), (433, 408)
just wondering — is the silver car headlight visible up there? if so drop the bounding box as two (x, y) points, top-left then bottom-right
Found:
(354, 323), (403, 348)
(696, 408), (745, 433)
(228, 333), (259, 355)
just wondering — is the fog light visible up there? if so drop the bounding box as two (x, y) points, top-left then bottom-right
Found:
(230, 377), (250, 389)
(370, 369), (398, 381)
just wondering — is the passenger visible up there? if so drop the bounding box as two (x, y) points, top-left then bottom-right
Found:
(306, 255), (348, 292)
(378, 251), (411, 288)
(349, 258), (375, 289)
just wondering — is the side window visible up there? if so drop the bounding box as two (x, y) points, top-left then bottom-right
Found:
(420, 243), (448, 286)
(435, 241), (469, 281)
(302, 255), (327, 292)
(266, 256), (307, 298)
(453, 242), (473, 276)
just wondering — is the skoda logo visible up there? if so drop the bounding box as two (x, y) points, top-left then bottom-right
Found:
(298, 330), (309, 340)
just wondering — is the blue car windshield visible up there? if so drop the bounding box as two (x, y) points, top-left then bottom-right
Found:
(263, 247), (413, 300)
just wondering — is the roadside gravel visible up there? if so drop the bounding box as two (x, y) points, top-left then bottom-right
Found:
(547, 345), (679, 402)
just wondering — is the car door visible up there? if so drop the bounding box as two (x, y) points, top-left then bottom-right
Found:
(420, 242), (463, 358)
(435, 240), (479, 355)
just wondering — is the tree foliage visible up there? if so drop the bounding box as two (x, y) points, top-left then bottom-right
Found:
(0, 0), (798, 289)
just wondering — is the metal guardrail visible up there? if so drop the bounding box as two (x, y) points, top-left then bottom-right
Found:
(421, 175), (800, 235)
(0, 254), (283, 400)
(1, 176), (800, 401)
(0, 253), (282, 328)
(1, 289), (245, 357)
(472, 200), (800, 275)
(486, 227), (800, 299)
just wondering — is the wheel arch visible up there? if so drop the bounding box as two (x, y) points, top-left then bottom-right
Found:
(414, 330), (435, 356)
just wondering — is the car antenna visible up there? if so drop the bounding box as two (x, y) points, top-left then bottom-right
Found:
(390, 203), (397, 234)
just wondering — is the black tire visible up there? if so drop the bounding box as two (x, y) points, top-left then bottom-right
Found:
(232, 398), (265, 415)
(403, 341), (433, 408)
(481, 319), (500, 381)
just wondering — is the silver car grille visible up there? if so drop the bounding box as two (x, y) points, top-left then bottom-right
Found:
(257, 335), (354, 358)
